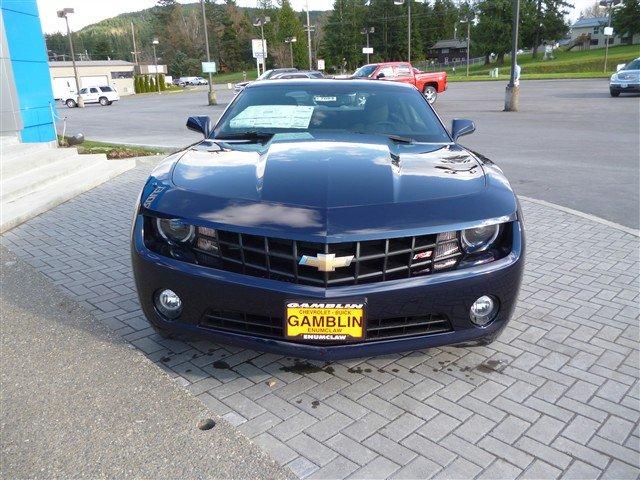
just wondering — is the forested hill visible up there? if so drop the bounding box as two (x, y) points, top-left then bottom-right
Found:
(45, 1), (329, 75)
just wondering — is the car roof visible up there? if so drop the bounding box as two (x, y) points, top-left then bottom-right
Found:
(245, 78), (416, 91)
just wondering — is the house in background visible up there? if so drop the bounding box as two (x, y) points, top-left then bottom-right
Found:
(569, 17), (640, 49)
(427, 39), (468, 65)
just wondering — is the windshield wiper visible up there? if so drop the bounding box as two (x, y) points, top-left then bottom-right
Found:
(216, 131), (275, 142)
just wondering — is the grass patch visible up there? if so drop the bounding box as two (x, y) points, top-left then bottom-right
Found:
(58, 136), (168, 159)
(444, 44), (640, 79)
(211, 70), (258, 84)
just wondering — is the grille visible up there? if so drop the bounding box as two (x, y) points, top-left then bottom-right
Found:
(194, 230), (462, 288)
(201, 309), (452, 342)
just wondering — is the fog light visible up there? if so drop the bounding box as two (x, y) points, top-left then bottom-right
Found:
(155, 289), (182, 320)
(470, 295), (498, 326)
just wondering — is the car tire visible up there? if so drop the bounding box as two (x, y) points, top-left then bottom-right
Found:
(65, 99), (77, 108)
(423, 85), (437, 104)
(107, 101), (113, 105)
(99, 96), (109, 106)
(610, 89), (620, 97)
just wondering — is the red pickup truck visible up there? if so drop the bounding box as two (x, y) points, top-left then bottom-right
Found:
(350, 62), (447, 104)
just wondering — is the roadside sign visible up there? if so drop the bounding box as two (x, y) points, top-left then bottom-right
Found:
(202, 62), (217, 73)
(362, 47), (374, 54)
(604, 26), (614, 36)
(317, 59), (325, 70)
(252, 39), (268, 59)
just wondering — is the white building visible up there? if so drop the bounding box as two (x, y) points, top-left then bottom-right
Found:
(49, 60), (135, 99)
(569, 17), (640, 49)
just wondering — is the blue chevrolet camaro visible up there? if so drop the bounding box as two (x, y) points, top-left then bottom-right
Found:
(131, 79), (525, 360)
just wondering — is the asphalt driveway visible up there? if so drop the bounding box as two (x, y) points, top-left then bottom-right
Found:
(54, 79), (640, 228)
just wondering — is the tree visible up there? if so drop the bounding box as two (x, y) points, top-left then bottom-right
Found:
(143, 75), (150, 92)
(93, 38), (112, 60)
(474, 0), (513, 65)
(276, 0), (308, 68)
(579, 1), (607, 18)
(524, 0), (570, 58)
(159, 73), (167, 90)
(169, 50), (189, 76)
(613, 0), (640, 38)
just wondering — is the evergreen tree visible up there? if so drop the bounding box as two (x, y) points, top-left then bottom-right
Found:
(474, 0), (513, 65)
(169, 50), (189, 76)
(276, 0), (308, 68)
(613, 0), (640, 38)
(143, 75), (150, 92)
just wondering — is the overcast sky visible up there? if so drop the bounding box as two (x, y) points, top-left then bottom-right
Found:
(38, 0), (596, 34)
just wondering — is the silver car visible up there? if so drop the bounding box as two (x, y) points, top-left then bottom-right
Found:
(610, 58), (640, 97)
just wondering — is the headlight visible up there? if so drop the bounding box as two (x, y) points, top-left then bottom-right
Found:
(611, 73), (618, 81)
(156, 218), (195, 243)
(461, 224), (500, 253)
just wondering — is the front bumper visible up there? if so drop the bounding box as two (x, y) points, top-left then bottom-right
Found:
(610, 82), (640, 93)
(132, 218), (525, 360)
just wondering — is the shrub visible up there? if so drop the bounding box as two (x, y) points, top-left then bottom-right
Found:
(143, 75), (150, 93)
(159, 73), (166, 91)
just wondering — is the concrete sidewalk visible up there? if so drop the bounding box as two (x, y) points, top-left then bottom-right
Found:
(0, 247), (291, 479)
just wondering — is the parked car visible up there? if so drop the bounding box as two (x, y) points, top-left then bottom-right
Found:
(270, 71), (325, 79)
(63, 86), (119, 108)
(349, 62), (447, 104)
(610, 58), (640, 97)
(131, 79), (525, 360)
(179, 76), (208, 86)
(233, 68), (298, 94)
(172, 78), (187, 87)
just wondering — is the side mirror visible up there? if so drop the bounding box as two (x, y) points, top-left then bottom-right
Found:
(451, 119), (476, 141)
(186, 115), (211, 137)
(376, 72), (386, 79)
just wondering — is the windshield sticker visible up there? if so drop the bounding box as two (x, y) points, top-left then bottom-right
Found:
(229, 105), (315, 130)
(314, 96), (337, 102)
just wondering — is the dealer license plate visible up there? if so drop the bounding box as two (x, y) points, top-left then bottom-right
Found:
(285, 301), (365, 342)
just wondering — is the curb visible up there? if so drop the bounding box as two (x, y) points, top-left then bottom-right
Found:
(520, 195), (639, 237)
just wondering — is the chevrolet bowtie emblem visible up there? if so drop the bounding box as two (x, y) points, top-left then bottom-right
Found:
(299, 253), (354, 272)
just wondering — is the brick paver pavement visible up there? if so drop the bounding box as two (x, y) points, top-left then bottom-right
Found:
(3, 162), (639, 479)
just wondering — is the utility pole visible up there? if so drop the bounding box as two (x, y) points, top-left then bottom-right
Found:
(393, 0), (411, 63)
(460, 18), (471, 77)
(600, 0), (620, 72)
(285, 37), (297, 68)
(361, 27), (374, 64)
(504, 0), (520, 111)
(200, 0), (217, 105)
(130, 20), (139, 65)
(57, 8), (84, 108)
(152, 37), (161, 94)
(305, 0), (313, 69)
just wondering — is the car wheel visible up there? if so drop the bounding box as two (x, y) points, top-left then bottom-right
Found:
(610, 89), (620, 97)
(107, 101), (113, 105)
(423, 85), (437, 104)
(65, 99), (77, 108)
(99, 97), (109, 106)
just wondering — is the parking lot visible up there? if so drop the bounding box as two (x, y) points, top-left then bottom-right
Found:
(57, 79), (639, 229)
(5, 78), (637, 479)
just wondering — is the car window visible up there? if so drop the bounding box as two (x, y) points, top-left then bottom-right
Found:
(352, 65), (377, 78)
(622, 59), (640, 70)
(90, 88), (99, 93)
(214, 83), (450, 143)
(79, 88), (88, 94)
(99, 86), (113, 92)
(377, 66), (395, 78)
(395, 64), (412, 76)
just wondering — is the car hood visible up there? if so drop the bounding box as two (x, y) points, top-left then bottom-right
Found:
(146, 133), (517, 240)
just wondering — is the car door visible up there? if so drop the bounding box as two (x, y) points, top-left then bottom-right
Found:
(373, 65), (395, 80)
(85, 87), (100, 103)
(393, 63), (415, 86)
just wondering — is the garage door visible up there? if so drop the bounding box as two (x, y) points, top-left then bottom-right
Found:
(80, 75), (109, 88)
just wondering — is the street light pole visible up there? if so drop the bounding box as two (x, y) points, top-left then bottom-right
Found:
(253, 17), (269, 75)
(57, 8), (84, 108)
(285, 37), (297, 68)
(504, 0), (520, 111)
(460, 19), (471, 77)
(152, 38), (160, 94)
(361, 27), (374, 63)
(306, 0), (313, 69)
(200, 0), (217, 105)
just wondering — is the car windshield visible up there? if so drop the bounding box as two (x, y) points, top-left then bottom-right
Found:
(213, 83), (451, 143)
(352, 65), (377, 78)
(622, 59), (640, 70)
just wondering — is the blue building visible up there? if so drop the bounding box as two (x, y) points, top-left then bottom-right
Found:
(1, 0), (57, 143)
